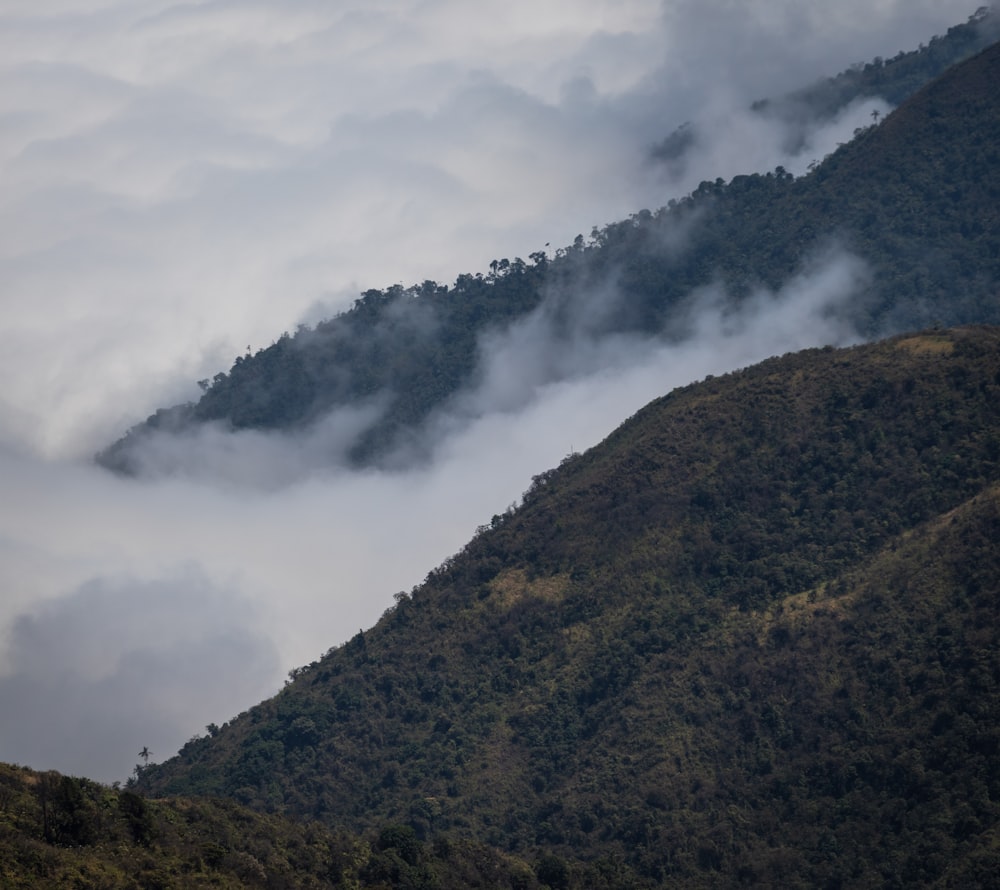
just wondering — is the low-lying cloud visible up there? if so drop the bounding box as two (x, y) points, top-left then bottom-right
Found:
(0, 244), (868, 783)
(424, 243), (867, 460)
(116, 400), (388, 488)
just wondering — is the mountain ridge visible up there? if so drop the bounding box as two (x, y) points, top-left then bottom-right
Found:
(133, 325), (1000, 886)
(98, 29), (1000, 474)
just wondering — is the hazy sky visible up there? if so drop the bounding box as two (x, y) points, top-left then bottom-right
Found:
(0, 0), (973, 782)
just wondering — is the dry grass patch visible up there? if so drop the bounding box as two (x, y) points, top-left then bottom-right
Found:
(488, 569), (568, 608)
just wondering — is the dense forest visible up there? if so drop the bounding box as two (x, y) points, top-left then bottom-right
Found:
(98, 10), (1000, 472)
(0, 763), (558, 889)
(131, 326), (1000, 887)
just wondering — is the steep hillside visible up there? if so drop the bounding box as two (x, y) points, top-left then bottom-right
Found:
(582, 36), (1000, 336)
(137, 326), (1000, 887)
(99, 34), (1000, 472)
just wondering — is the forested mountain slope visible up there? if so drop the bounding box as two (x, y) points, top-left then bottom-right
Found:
(762, 3), (998, 114)
(100, 33), (1000, 472)
(655, 5), (999, 166)
(135, 326), (1000, 887)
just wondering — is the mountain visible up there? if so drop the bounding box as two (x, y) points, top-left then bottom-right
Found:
(98, 27), (1000, 474)
(132, 325), (1000, 887)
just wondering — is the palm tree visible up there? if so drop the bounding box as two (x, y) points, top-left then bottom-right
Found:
(138, 746), (152, 765)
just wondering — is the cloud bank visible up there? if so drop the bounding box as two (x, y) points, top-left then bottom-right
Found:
(0, 0), (968, 456)
(0, 0), (973, 781)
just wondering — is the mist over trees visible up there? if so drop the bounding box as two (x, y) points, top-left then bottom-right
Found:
(99, 21), (1000, 478)
(657, 5), (999, 166)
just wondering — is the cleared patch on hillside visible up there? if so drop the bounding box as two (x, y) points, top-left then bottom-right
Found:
(894, 333), (955, 355)
(488, 569), (568, 608)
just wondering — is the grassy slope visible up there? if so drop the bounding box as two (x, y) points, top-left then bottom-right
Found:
(135, 326), (1000, 887)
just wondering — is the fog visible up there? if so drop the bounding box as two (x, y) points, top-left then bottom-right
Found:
(0, 0), (974, 781)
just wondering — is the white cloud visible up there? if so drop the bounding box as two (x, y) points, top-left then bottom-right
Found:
(0, 0), (972, 781)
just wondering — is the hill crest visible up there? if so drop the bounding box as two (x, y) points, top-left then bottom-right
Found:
(135, 325), (1000, 886)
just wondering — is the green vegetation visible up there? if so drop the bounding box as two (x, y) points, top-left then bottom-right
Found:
(0, 763), (568, 889)
(99, 24), (1000, 472)
(131, 326), (1000, 887)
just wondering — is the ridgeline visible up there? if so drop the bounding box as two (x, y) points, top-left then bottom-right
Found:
(133, 326), (1000, 887)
